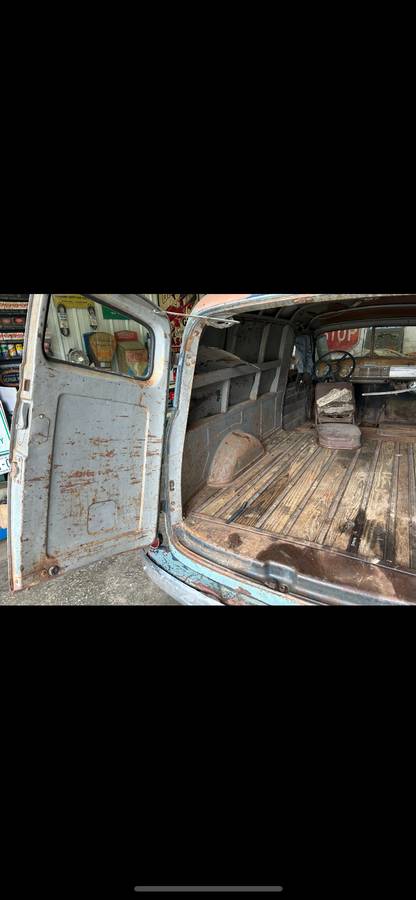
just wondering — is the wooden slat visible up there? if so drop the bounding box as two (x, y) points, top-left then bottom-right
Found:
(186, 484), (220, 514)
(203, 433), (310, 519)
(317, 449), (361, 546)
(345, 441), (382, 556)
(393, 443), (410, 570)
(359, 441), (395, 562)
(324, 441), (377, 552)
(234, 472), (294, 526)
(385, 443), (400, 565)
(188, 433), (416, 576)
(260, 447), (332, 534)
(289, 449), (353, 544)
(409, 444), (416, 570)
(238, 442), (317, 528)
(361, 426), (416, 444)
(250, 443), (322, 529)
(282, 451), (336, 537)
(199, 430), (296, 516)
(379, 424), (416, 439)
(225, 436), (319, 523)
(264, 430), (284, 450)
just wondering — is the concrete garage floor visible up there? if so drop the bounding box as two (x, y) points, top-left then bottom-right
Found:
(0, 540), (176, 605)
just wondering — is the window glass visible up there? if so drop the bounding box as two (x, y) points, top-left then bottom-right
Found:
(44, 294), (152, 379)
(316, 326), (416, 359)
(316, 329), (372, 358)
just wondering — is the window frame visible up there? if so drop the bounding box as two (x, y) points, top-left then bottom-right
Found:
(42, 293), (155, 382)
(315, 325), (416, 359)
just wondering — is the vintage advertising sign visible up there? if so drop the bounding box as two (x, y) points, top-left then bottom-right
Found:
(0, 400), (11, 474)
(52, 294), (92, 309)
(52, 296), (128, 320)
(158, 294), (199, 351)
(0, 298), (28, 310)
(0, 369), (20, 387)
(102, 306), (129, 321)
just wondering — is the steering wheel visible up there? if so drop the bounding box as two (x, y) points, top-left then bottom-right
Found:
(314, 351), (356, 382)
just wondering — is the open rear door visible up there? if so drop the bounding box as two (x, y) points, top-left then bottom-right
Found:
(8, 293), (171, 591)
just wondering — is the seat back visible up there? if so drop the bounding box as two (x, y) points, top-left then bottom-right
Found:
(315, 382), (356, 425)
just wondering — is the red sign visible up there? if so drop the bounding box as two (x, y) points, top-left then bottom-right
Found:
(325, 329), (360, 351)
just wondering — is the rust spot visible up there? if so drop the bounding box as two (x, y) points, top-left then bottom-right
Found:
(192, 582), (223, 601)
(61, 481), (95, 492)
(185, 325), (203, 354)
(27, 554), (61, 585)
(347, 509), (366, 553)
(228, 533), (243, 551)
(222, 596), (249, 606)
(255, 540), (412, 603)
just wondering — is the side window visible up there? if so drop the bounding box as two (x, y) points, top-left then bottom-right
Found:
(43, 294), (152, 380)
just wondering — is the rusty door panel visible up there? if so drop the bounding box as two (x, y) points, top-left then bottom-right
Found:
(46, 394), (149, 555)
(8, 293), (171, 591)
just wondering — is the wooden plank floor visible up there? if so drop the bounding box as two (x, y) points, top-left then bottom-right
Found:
(195, 430), (416, 573)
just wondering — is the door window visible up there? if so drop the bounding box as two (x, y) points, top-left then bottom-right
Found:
(44, 294), (152, 380)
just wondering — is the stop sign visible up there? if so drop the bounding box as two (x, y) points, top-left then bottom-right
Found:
(326, 329), (360, 351)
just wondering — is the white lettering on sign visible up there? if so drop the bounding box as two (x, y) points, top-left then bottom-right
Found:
(326, 329), (360, 351)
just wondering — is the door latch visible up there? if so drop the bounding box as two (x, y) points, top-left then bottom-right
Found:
(17, 401), (30, 431)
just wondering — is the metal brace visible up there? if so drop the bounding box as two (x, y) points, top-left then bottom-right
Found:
(155, 309), (239, 329)
(363, 381), (416, 397)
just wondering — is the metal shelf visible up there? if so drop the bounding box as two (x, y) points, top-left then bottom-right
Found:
(0, 325), (26, 332)
(0, 301), (26, 387)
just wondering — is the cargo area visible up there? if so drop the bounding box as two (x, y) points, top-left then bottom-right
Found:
(186, 429), (416, 572)
(179, 300), (416, 604)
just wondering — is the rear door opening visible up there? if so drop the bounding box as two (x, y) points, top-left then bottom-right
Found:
(175, 295), (416, 604)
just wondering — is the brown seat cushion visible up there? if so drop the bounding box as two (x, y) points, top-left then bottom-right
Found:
(318, 424), (361, 450)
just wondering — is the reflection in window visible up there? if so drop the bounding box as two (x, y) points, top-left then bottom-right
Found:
(44, 294), (151, 379)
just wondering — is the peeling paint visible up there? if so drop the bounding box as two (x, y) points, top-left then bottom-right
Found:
(8, 293), (171, 592)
